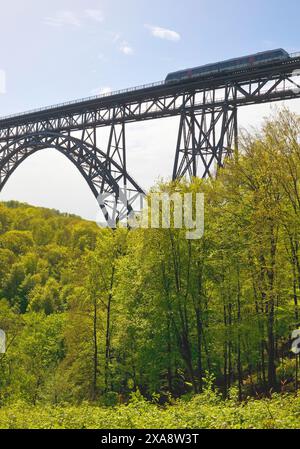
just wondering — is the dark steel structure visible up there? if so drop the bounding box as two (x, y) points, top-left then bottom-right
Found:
(1, 51), (300, 222)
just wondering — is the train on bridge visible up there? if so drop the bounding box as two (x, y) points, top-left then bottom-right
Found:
(1, 46), (300, 224)
(165, 48), (290, 84)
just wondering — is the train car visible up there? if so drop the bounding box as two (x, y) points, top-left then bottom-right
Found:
(165, 49), (290, 84)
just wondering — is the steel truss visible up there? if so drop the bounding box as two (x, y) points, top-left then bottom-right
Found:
(173, 104), (237, 179)
(0, 129), (143, 225)
(1, 55), (300, 222)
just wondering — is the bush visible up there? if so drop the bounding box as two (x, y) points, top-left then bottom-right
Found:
(0, 393), (300, 429)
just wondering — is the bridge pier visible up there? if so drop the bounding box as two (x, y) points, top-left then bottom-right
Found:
(1, 52), (300, 223)
(173, 101), (238, 180)
(0, 130), (144, 226)
(107, 122), (127, 188)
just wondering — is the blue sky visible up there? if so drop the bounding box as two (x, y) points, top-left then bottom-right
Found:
(1, 0), (299, 113)
(1, 0), (300, 219)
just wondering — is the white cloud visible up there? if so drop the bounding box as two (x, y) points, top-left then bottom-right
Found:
(84, 9), (104, 23)
(120, 41), (134, 55)
(145, 24), (181, 42)
(44, 9), (104, 28)
(44, 11), (81, 28)
(110, 33), (133, 55)
(112, 32), (121, 43)
(91, 86), (113, 96)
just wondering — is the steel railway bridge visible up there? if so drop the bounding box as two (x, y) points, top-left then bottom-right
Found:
(1, 52), (300, 223)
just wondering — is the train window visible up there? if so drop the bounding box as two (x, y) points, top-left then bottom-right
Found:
(273, 50), (281, 56)
(166, 73), (179, 82)
(165, 48), (289, 84)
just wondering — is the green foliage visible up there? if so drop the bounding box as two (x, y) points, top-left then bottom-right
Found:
(1, 110), (300, 429)
(0, 393), (300, 429)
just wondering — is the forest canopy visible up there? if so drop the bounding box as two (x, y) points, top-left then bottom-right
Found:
(0, 109), (300, 411)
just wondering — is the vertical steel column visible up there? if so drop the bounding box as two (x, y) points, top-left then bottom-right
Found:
(173, 101), (238, 180)
(104, 120), (129, 224)
(107, 121), (127, 187)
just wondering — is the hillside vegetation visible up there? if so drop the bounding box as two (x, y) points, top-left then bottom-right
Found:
(0, 110), (300, 428)
(0, 391), (299, 429)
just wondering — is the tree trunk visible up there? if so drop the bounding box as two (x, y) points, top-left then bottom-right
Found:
(92, 292), (98, 401)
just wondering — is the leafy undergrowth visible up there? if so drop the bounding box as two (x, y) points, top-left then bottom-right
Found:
(1, 391), (300, 429)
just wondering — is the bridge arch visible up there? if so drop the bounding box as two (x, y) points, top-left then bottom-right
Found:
(0, 131), (144, 224)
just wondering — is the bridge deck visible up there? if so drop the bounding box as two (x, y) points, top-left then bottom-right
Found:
(1, 53), (300, 128)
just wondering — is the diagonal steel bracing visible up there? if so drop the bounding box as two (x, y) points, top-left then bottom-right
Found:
(0, 130), (144, 225)
(1, 54), (300, 223)
(172, 105), (237, 180)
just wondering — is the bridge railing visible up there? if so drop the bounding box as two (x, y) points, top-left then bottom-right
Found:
(0, 80), (165, 121)
(2, 53), (300, 122)
(290, 52), (300, 59)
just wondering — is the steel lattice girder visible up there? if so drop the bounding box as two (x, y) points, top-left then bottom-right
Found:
(1, 58), (300, 141)
(1, 56), (300, 221)
(0, 131), (144, 225)
(173, 105), (238, 180)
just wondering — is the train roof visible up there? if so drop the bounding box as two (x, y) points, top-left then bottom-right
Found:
(167, 48), (289, 77)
